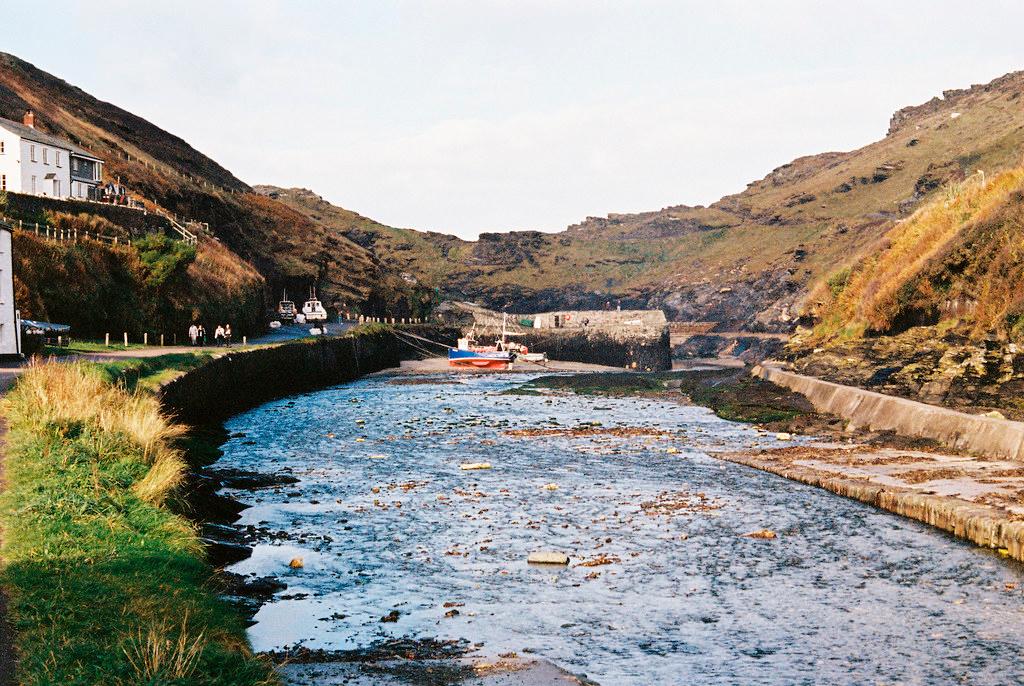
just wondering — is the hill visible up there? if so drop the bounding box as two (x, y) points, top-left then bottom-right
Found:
(0, 52), (416, 319)
(775, 165), (1024, 418)
(5, 51), (1024, 333)
(262, 70), (1024, 329)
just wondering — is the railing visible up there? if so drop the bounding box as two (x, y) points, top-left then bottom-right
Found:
(2, 215), (130, 246)
(153, 210), (199, 246)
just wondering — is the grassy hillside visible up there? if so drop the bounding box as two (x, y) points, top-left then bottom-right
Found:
(0, 52), (396, 315)
(12, 230), (266, 338)
(5, 50), (1024, 329)
(805, 168), (1024, 343)
(0, 362), (274, 685)
(265, 72), (1024, 327)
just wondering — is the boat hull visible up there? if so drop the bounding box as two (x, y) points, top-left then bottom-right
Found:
(448, 349), (512, 370)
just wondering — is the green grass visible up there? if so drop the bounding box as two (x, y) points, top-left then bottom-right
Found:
(0, 362), (275, 685)
(44, 339), (149, 355)
(92, 353), (213, 392)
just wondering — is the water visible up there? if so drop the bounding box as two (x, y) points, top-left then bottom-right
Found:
(218, 373), (1024, 685)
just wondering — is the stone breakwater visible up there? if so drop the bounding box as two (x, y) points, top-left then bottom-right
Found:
(753, 364), (1024, 461)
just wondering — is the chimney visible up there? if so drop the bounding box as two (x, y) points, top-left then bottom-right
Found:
(23, 110), (34, 129)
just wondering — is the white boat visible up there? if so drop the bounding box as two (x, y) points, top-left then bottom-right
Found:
(302, 288), (328, 323)
(277, 290), (296, 322)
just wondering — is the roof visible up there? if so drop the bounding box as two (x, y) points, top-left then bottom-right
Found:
(0, 116), (103, 161)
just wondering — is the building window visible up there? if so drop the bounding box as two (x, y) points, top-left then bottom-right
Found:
(30, 176), (36, 193)
(1, 174), (5, 191)
(42, 148), (48, 165)
(0, 141), (4, 154)
(53, 179), (60, 197)
(55, 151), (61, 167)
(30, 145), (35, 162)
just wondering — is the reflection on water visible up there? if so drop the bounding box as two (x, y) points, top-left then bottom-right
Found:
(219, 373), (1024, 685)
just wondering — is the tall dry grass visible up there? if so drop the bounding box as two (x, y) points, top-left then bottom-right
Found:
(5, 360), (187, 504)
(123, 611), (205, 682)
(811, 168), (1024, 342)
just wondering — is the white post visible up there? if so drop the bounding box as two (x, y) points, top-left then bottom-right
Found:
(242, 335), (247, 346)
(143, 332), (148, 346)
(123, 332), (128, 347)
(160, 334), (164, 347)
(105, 332), (110, 347)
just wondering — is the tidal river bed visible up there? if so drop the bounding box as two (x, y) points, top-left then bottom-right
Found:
(218, 373), (1024, 685)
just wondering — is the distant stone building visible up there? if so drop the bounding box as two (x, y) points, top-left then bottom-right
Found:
(0, 111), (103, 200)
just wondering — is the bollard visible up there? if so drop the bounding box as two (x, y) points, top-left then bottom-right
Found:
(105, 333), (110, 347)
(123, 332), (128, 347)
(242, 336), (247, 346)
(57, 335), (62, 347)
(160, 334), (164, 347)
(144, 332), (148, 346)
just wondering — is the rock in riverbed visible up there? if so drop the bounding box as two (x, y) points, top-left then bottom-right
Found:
(528, 552), (570, 565)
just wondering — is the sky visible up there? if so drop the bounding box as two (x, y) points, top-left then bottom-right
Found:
(5, 1), (1024, 238)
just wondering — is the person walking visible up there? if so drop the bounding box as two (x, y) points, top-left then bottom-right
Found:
(188, 323), (199, 346)
(214, 324), (225, 347)
(224, 324), (233, 348)
(198, 325), (207, 347)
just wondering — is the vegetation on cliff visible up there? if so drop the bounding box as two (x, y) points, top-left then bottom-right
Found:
(262, 71), (1024, 325)
(807, 167), (1024, 343)
(0, 361), (274, 685)
(12, 230), (265, 337)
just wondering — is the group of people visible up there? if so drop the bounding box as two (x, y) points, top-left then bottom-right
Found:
(188, 323), (233, 347)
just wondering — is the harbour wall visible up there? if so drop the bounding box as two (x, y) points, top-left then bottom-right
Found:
(160, 326), (458, 425)
(720, 451), (1024, 562)
(516, 329), (672, 371)
(753, 363), (1024, 461)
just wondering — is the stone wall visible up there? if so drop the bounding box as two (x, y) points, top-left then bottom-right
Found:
(5, 191), (172, 234)
(516, 328), (672, 371)
(161, 327), (454, 424)
(753, 364), (1024, 461)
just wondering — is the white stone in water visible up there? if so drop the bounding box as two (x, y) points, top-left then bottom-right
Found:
(775, 432), (793, 441)
(528, 551), (569, 565)
(460, 462), (492, 470)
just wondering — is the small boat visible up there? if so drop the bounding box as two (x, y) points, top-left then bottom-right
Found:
(448, 314), (515, 369)
(277, 290), (296, 322)
(448, 342), (514, 369)
(302, 287), (328, 323)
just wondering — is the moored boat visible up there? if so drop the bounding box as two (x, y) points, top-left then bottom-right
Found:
(448, 313), (516, 369)
(448, 344), (514, 369)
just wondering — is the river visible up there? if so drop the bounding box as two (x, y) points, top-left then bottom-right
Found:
(217, 373), (1024, 685)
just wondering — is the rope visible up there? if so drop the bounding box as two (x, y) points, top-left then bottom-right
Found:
(391, 329), (445, 360)
(392, 328), (456, 351)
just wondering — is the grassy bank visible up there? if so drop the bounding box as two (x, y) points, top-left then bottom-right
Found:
(0, 361), (274, 685)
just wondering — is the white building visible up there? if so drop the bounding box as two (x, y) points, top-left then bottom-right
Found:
(0, 111), (103, 200)
(0, 224), (19, 356)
